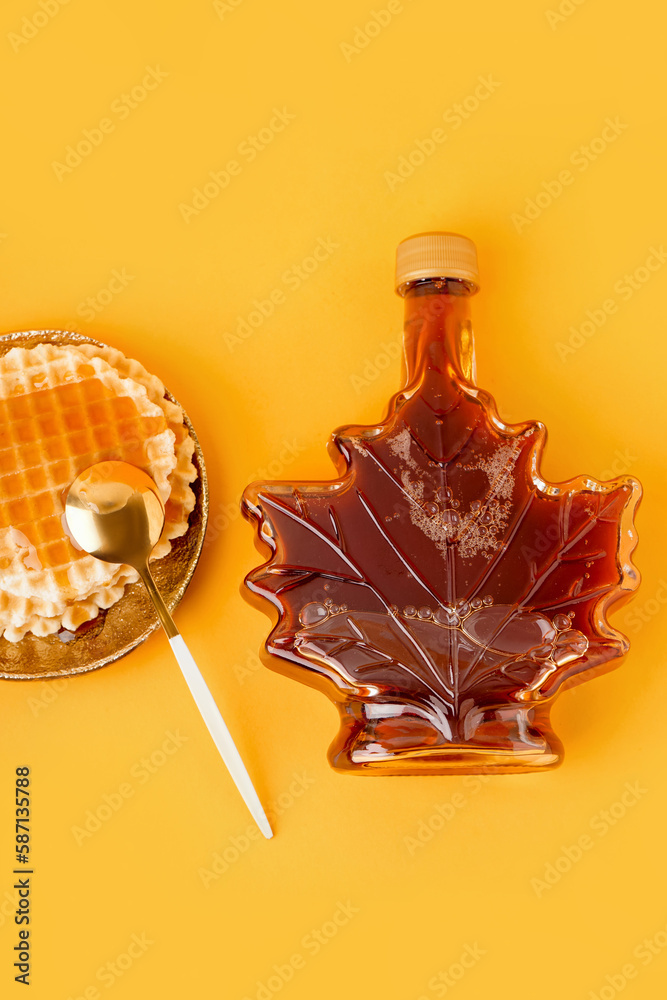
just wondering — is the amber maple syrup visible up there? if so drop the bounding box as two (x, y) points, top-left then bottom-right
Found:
(243, 233), (641, 774)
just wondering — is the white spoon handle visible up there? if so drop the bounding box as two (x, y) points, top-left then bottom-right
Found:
(168, 634), (273, 839)
(136, 564), (272, 839)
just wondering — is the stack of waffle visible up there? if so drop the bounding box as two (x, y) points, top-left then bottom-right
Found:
(0, 342), (197, 642)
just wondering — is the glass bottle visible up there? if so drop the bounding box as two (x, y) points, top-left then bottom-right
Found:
(242, 233), (641, 774)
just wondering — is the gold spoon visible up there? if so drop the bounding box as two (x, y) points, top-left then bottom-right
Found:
(65, 461), (272, 839)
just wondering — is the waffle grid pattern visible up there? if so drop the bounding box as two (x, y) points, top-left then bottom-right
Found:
(0, 343), (196, 642)
(74, 344), (197, 550)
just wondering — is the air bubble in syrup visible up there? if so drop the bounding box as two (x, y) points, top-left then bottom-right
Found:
(299, 603), (329, 626)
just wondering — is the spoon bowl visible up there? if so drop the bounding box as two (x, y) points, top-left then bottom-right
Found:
(66, 461), (164, 568)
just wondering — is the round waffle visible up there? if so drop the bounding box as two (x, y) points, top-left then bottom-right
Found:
(0, 340), (198, 643)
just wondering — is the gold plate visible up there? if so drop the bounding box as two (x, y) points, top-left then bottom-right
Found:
(0, 330), (208, 681)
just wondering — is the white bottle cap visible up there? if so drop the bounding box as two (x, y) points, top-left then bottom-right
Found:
(395, 232), (480, 294)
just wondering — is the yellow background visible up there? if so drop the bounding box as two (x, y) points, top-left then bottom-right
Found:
(1, 0), (666, 997)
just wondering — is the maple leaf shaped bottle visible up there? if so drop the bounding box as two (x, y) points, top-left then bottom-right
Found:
(242, 232), (641, 774)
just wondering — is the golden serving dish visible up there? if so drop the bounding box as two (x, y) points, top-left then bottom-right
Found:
(0, 330), (208, 681)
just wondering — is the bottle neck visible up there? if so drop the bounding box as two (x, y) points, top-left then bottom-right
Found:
(399, 278), (477, 388)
